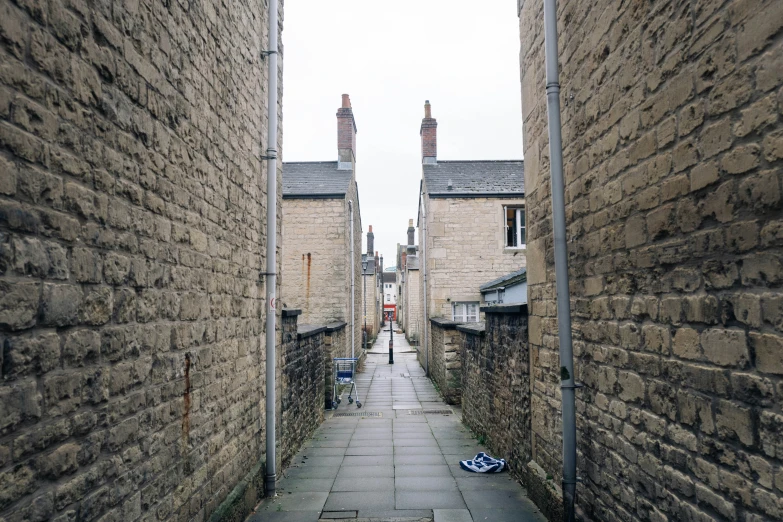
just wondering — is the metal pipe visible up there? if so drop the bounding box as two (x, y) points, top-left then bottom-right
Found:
(349, 201), (355, 360)
(542, 0), (576, 519)
(420, 198), (428, 377)
(264, 0), (279, 500)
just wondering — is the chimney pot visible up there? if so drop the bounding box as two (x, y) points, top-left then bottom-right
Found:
(342, 94), (351, 108)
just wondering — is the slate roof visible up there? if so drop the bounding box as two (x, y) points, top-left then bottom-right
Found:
(382, 272), (397, 283)
(480, 267), (527, 292)
(423, 160), (524, 197)
(282, 162), (351, 198)
(407, 255), (420, 270)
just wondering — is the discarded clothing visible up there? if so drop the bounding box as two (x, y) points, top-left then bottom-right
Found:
(459, 452), (506, 473)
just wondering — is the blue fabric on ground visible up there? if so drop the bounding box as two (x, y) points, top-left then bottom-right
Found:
(459, 452), (506, 473)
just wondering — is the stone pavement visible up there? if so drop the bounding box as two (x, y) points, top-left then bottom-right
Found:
(247, 323), (546, 522)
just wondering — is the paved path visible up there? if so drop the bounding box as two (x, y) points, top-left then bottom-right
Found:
(248, 323), (546, 522)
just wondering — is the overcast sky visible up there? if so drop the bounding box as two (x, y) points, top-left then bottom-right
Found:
(282, 1), (523, 266)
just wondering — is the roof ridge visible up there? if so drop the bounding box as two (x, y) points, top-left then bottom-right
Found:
(283, 160), (338, 165)
(429, 159), (524, 164)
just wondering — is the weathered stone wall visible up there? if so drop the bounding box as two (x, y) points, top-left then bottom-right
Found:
(280, 320), (325, 467)
(361, 272), (378, 343)
(420, 195), (527, 320)
(405, 268), (421, 343)
(429, 318), (462, 404)
(520, 0), (783, 520)
(0, 0), (283, 520)
(460, 307), (531, 483)
(323, 322), (349, 408)
(281, 198), (347, 325)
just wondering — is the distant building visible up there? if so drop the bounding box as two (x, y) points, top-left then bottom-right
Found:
(281, 95), (363, 354)
(361, 227), (381, 346)
(397, 220), (422, 343)
(417, 100), (525, 324)
(382, 271), (397, 321)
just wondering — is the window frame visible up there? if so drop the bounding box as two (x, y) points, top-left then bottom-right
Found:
(452, 301), (479, 323)
(503, 205), (526, 249)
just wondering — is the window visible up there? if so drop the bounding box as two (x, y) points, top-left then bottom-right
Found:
(452, 302), (479, 322)
(504, 206), (526, 248)
(386, 295), (391, 302)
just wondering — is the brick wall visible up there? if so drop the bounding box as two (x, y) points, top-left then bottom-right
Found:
(429, 318), (462, 404)
(0, 0), (284, 519)
(460, 306), (531, 480)
(520, 0), (783, 520)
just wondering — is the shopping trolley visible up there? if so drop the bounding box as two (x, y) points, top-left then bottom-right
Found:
(332, 358), (361, 409)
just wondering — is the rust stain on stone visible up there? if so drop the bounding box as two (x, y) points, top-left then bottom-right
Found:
(182, 353), (191, 448)
(306, 253), (312, 299)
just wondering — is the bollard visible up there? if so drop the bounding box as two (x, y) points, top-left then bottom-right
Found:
(388, 326), (394, 364)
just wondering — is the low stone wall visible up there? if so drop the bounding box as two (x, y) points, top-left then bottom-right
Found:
(460, 305), (531, 480)
(280, 313), (326, 467)
(323, 322), (348, 408)
(429, 318), (462, 404)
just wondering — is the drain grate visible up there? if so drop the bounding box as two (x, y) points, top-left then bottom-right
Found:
(408, 409), (453, 415)
(332, 411), (383, 417)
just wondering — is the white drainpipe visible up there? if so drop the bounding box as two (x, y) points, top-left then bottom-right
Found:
(264, 0), (279, 499)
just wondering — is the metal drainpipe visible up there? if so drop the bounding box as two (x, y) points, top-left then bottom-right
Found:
(420, 198), (428, 377)
(349, 201), (355, 360)
(543, 0), (577, 519)
(264, 0), (279, 500)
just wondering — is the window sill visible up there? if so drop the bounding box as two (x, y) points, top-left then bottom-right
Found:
(504, 246), (527, 251)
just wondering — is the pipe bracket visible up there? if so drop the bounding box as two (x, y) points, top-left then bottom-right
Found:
(561, 382), (584, 390)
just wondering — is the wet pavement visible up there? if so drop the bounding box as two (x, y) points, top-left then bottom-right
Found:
(248, 323), (547, 522)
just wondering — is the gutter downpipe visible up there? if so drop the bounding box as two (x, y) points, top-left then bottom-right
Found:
(264, 0), (279, 499)
(349, 201), (355, 360)
(543, 0), (577, 520)
(420, 198), (428, 377)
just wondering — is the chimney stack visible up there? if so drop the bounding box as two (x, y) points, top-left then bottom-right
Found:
(379, 254), (384, 274)
(337, 94), (357, 168)
(375, 250), (379, 271)
(407, 219), (415, 246)
(420, 100), (437, 164)
(367, 225), (374, 256)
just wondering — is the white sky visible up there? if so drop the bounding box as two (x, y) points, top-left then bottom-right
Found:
(282, 1), (523, 263)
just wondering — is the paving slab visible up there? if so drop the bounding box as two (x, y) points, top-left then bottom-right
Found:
(433, 509), (473, 522)
(396, 490), (467, 510)
(246, 323), (542, 522)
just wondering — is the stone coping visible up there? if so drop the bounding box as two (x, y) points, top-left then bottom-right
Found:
(480, 303), (528, 314)
(430, 316), (460, 329)
(457, 322), (486, 335)
(282, 308), (302, 317)
(325, 321), (348, 333)
(297, 324), (327, 339)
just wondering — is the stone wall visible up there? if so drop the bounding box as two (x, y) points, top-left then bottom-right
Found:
(405, 269), (421, 343)
(281, 198), (347, 326)
(460, 306), (531, 481)
(429, 318), (462, 404)
(323, 322), (349, 408)
(420, 195), (527, 320)
(280, 318), (325, 467)
(0, 0), (283, 520)
(519, 0), (783, 520)
(361, 272), (378, 343)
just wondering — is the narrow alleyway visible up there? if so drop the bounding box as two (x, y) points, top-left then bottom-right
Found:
(248, 323), (546, 522)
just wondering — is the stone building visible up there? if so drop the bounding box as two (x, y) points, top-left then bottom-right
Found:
(360, 227), (381, 347)
(519, 0), (783, 520)
(417, 101), (526, 323)
(398, 220), (422, 343)
(0, 0), (284, 521)
(416, 101), (525, 400)
(281, 95), (363, 357)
